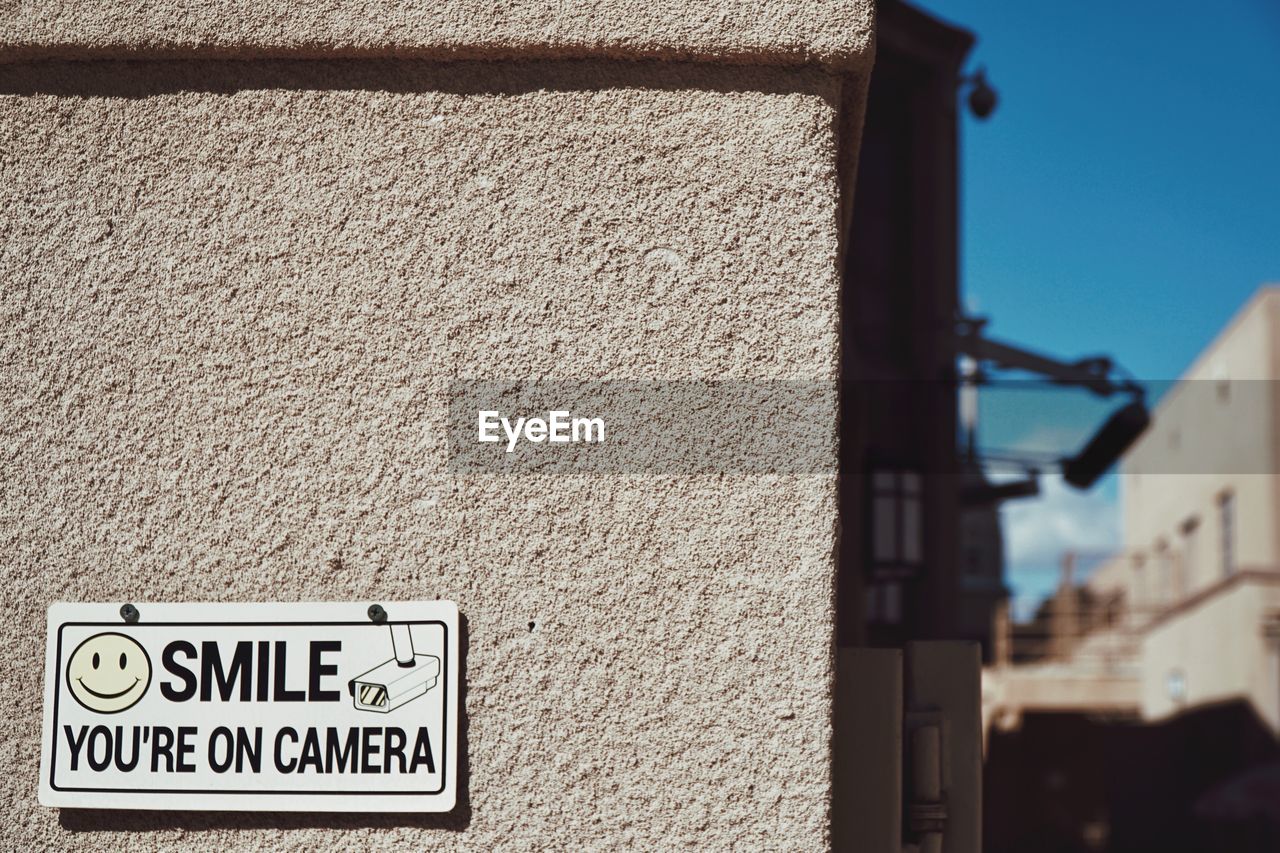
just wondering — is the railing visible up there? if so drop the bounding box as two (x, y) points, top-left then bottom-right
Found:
(995, 550), (1280, 676)
(986, 556), (1280, 733)
(993, 549), (1149, 674)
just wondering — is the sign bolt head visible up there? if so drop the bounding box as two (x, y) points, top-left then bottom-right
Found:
(120, 603), (140, 624)
(367, 604), (388, 624)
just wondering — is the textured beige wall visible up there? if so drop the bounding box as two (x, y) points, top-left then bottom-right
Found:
(0, 0), (873, 68)
(1141, 575), (1280, 730)
(1118, 290), (1280, 732)
(1, 57), (861, 849)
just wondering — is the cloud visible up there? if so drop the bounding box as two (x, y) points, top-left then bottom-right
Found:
(1000, 471), (1120, 572)
(981, 410), (1126, 617)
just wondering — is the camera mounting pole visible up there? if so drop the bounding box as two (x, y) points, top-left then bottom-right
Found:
(955, 315), (1150, 489)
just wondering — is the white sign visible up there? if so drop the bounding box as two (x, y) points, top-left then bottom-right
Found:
(39, 601), (458, 812)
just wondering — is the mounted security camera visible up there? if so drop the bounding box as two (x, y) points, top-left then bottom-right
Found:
(349, 624), (440, 713)
(960, 67), (998, 120)
(1060, 400), (1151, 490)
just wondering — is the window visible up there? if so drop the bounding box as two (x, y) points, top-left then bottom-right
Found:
(866, 580), (903, 626)
(1155, 540), (1173, 606)
(1220, 492), (1236, 577)
(870, 469), (924, 578)
(1181, 517), (1199, 595)
(1131, 555), (1147, 616)
(964, 546), (983, 579)
(1213, 362), (1230, 403)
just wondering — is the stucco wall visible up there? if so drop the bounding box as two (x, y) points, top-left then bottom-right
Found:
(1141, 575), (1280, 730)
(1, 56), (863, 849)
(0, 0), (873, 68)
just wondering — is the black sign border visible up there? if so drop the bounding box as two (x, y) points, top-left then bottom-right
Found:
(49, 619), (449, 798)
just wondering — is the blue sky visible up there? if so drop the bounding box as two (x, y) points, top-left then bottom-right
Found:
(917, 0), (1280, 614)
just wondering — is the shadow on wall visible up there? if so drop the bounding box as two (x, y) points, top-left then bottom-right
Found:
(985, 699), (1280, 853)
(0, 58), (833, 100)
(59, 614), (472, 834)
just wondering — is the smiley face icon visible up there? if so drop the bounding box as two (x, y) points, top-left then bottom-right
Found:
(66, 632), (151, 714)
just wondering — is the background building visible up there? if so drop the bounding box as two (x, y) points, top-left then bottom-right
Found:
(841, 0), (1002, 653)
(1107, 285), (1280, 727)
(984, 286), (1280, 852)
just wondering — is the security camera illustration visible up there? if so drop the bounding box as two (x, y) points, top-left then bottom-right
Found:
(348, 624), (440, 713)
